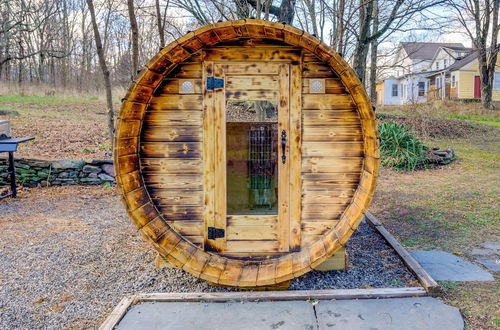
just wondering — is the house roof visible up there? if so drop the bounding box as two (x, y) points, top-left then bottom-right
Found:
(443, 45), (473, 52)
(447, 51), (478, 71)
(401, 42), (466, 60)
(423, 51), (478, 77)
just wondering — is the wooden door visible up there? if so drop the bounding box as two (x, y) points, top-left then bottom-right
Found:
(203, 62), (301, 255)
(474, 76), (481, 98)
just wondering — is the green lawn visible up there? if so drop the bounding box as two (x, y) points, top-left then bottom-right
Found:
(0, 94), (99, 105)
(371, 120), (499, 329)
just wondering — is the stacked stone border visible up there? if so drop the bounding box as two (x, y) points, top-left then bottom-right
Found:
(0, 157), (115, 187)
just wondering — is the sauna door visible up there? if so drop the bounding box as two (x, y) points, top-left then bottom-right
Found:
(204, 62), (300, 254)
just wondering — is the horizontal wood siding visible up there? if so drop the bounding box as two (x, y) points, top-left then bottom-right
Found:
(300, 51), (362, 248)
(140, 52), (205, 248)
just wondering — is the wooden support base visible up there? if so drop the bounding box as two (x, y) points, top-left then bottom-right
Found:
(313, 247), (348, 271)
(156, 248), (347, 278)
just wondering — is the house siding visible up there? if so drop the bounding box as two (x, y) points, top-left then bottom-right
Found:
(458, 71), (475, 99)
(457, 58), (500, 100)
(383, 78), (401, 105)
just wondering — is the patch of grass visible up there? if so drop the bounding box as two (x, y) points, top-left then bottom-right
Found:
(440, 281), (500, 329)
(0, 94), (99, 105)
(81, 146), (96, 153)
(102, 183), (113, 190)
(400, 237), (420, 247)
(438, 280), (458, 290)
(446, 114), (500, 128)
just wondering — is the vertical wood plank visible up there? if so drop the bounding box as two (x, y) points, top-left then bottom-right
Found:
(289, 58), (302, 251)
(203, 61), (216, 251)
(278, 63), (290, 253)
(213, 63), (227, 251)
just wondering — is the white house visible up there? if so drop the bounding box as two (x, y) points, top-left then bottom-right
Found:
(376, 42), (468, 106)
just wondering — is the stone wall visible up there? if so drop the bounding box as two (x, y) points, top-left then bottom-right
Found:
(0, 158), (115, 187)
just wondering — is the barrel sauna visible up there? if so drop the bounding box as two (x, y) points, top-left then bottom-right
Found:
(114, 20), (379, 287)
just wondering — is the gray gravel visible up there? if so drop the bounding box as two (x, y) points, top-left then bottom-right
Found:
(0, 186), (418, 329)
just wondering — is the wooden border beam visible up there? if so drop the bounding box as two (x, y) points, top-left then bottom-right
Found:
(364, 212), (440, 295)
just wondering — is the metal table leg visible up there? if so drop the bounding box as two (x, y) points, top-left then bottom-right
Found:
(8, 151), (16, 197)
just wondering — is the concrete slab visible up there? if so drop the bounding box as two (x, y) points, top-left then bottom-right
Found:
(470, 248), (496, 256)
(481, 242), (500, 251)
(316, 297), (463, 330)
(115, 301), (317, 330)
(411, 250), (494, 281)
(114, 298), (464, 330)
(476, 258), (500, 272)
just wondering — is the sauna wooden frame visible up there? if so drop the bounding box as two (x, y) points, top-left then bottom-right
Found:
(114, 19), (379, 287)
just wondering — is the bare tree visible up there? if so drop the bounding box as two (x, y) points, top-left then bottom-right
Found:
(369, 0), (378, 103)
(155, 0), (170, 47)
(86, 0), (114, 141)
(127, 0), (139, 74)
(351, 0), (446, 83)
(449, 0), (499, 109)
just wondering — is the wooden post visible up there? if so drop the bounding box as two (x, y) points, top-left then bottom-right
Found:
(313, 247), (348, 271)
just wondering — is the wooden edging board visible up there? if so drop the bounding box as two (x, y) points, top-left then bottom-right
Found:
(99, 287), (427, 330)
(364, 212), (440, 295)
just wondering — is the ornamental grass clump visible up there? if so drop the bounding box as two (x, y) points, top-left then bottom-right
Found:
(378, 122), (428, 171)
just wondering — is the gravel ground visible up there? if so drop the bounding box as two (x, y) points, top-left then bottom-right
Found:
(0, 186), (418, 329)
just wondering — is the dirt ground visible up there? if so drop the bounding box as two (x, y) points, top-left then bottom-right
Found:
(0, 186), (418, 329)
(0, 96), (115, 160)
(1, 96), (498, 328)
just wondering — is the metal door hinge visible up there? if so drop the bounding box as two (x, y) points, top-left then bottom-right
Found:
(207, 226), (225, 239)
(206, 77), (224, 90)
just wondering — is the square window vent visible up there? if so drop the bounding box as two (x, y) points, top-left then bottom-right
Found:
(309, 79), (325, 93)
(179, 79), (195, 94)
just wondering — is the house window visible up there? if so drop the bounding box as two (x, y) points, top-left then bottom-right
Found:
(436, 77), (441, 88)
(436, 62), (439, 70)
(418, 82), (425, 96)
(444, 59), (447, 67)
(451, 75), (456, 88)
(392, 84), (398, 96)
(494, 73), (500, 90)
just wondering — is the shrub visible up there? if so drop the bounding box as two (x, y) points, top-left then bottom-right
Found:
(378, 122), (428, 171)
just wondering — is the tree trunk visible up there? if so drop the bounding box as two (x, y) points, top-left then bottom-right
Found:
(155, 0), (166, 47)
(127, 0), (139, 75)
(86, 0), (114, 141)
(479, 52), (494, 109)
(303, 0), (318, 36)
(278, 0), (296, 24)
(369, 0), (379, 104)
(352, 0), (373, 84)
(336, 0), (345, 55)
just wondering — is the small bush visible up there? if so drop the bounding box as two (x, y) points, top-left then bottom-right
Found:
(378, 122), (428, 171)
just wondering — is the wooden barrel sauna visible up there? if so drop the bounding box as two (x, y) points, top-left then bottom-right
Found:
(114, 19), (379, 287)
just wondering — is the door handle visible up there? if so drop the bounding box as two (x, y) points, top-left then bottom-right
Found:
(281, 130), (287, 164)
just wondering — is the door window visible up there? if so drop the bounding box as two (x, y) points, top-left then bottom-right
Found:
(226, 100), (279, 215)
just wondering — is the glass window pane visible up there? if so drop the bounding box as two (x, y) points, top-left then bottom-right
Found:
(226, 100), (278, 215)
